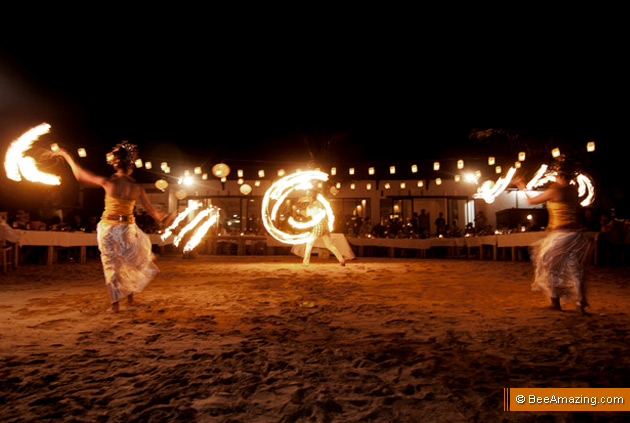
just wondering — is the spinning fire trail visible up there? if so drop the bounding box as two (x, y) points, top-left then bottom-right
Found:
(4, 123), (61, 185)
(161, 201), (221, 253)
(261, 170), (334, 245)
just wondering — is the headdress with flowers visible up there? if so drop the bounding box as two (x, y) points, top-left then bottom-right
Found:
(106, 141), (139, 169)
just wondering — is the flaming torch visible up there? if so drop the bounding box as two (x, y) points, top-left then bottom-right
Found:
(161, 201), (221, 253)
(5, 123), (61, 185)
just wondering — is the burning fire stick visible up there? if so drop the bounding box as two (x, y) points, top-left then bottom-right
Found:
(5, 123), (61, 185)
(161, 201), (221, 253)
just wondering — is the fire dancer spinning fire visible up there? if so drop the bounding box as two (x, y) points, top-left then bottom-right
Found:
(297, 194), (346, 267)
(514, 156), (591, 314)
(54, 142), (166, 312)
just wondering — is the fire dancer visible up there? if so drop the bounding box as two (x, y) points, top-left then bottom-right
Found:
(514, 157), (590, 314)
(298, 195), (346, 267)
(54, 142), (165, 312)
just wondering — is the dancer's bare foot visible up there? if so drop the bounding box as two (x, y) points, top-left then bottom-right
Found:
(340, 259), (346, 267)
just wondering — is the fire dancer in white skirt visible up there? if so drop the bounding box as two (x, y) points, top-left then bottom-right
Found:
(54, 142), (165, 312)
(515, 158), (590, 314)
(298, 196), (346, 267)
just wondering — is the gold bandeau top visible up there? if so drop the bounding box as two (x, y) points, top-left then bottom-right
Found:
(547, 200), (579, 231)
(101, 195), (136, 224)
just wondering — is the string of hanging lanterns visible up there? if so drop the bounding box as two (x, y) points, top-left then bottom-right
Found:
(148, 142), (596, 193)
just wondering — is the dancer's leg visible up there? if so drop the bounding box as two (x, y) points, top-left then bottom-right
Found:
(303, 240), (314, 265)
(322, 234), (346, 266)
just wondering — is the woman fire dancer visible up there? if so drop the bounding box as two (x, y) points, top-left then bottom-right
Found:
(55, 142), (165, 312)
(515, 157), (591, 314)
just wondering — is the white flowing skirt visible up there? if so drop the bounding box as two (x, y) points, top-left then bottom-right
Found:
(531, 230), (589, 306)
(97, 221), (159, 303)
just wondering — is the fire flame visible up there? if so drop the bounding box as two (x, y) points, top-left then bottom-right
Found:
(262, 171), (334, 245)
(473, 167), (517, 204)
(5, 123), (61, 185)
(161, 200), (221, 253)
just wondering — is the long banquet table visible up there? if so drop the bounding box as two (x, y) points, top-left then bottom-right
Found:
(15, 230), (166, 265)
(347, 232), (599, 261)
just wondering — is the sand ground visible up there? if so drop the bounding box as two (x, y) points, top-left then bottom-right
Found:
(1, 255), (629, 422)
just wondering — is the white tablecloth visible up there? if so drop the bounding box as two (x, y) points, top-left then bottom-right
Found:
(16, 230), (167, 247)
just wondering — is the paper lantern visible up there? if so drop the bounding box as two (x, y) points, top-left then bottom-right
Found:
(366, 183), (372, 190)
(194, 166), (202, 175)
(237, 178), (244, 185)
(330, 167), (337, 176)
(488, 156), (495, 166)
(368, 167), (375, 175)
(50, 143), (60, 152)
(155, 179), (168, 190)
(212, 163), (230, 178)
(258, 169), (265, 178)
(587, 141), (595, 152)
(350, 183), (356, 190)
(454, 175), (461, 182)
(417, 180), (424, 188)
(384, 182), (391, 189)
(77, 148), (87, 157)
(400, 182), (406, 189)
(551, 148), (561, 158)
(175, 189), (187, 200)
(495, 166), (502, 174)
(240, 184), (252, 195)
(435, 178), (442, 185)
(389, 166), (396, 174)
(518, 151), (526, 161)
(411, 164), (418, 173)
(433, 162), (440, 171)
(349, 167), (355, 175)
(145, 161), (152, 169)
(135, 159), (143, 168)
(237, 169), (244, 177)
(277, 169), (286, 177)
(457, 160), (464, 169)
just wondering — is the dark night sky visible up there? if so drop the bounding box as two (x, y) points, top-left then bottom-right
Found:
(1, 19), (629, 215)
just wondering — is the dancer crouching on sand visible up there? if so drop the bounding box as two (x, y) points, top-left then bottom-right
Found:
(54, 142), (166, 312)
(515, 157), (590, 314)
